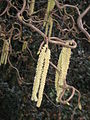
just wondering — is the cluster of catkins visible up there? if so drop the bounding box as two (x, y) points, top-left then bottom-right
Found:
(31, 44), (50, 107)
(31, 43), (71, 107)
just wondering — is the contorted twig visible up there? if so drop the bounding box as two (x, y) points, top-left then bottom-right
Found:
(0, 0), (9, 16)
(59, 83), (75, 104)
(0, 0), (83, 110)
(77, 5), (90, 42)
(55, 0), (90, 42)
(55, 0), (80, 15)
(17, 0), (77, 49)
(8, 56), (32, 85)
(16, 0), (81, 107)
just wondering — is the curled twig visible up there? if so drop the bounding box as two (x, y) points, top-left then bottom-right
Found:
(77, 5), (90, 42)
(44, 92), (60, 108)
(0, 0), (9, 16)
(8, 57), (32, 85)
(17, 0), (77, 49)
(59, 84), (76, 104)
(55, 0), (80, 15)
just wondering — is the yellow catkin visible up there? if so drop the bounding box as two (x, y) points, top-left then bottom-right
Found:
(49, 0), (55, 12)
(48, 17), (53, 37)
(5, 41), (9, 64)
(45, 16), (53, 37)
(29, 0), (35, 15)
(43, 0), (50, 27)
(78, 102), (82, 110)
(0, 41), (9, 65)
(55, 51), (62, 92)
(36, 48), (50, 107)
(43, 0), (55, 27)
(55, 47), (71, 102)
(45, 21), (49, 36)
(31, 44), (47, 101)
(0, 40), (6, 65)
(22, 41), (28, 51)
(43, 0), (55, 37)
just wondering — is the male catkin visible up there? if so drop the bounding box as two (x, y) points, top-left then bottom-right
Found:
(22, 41), (28, 51)
(36, 48), (50, 107)
(31, 44), (47, 101)
(29, 0), (35, 15)
(0, 41), (9, 65)
(55, 47), (71, 102)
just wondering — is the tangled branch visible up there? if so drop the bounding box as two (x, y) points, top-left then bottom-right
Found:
(1, 0), (88, 110)
(77, 5), (90, 42)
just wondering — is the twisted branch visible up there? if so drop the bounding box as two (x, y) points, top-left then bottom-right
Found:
(77, 5), (90, 42)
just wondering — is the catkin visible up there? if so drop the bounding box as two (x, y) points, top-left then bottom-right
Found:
(55, 51), (62, 92)
(49, 0), (55, 12)
(0, 41), (9, 65)
(48, 17), (53, 37)
(43, 0), (55, 27)
(31, 44), (47, 101)
(43, 0), (55, 37)
(36, 48), (50, 107)
(22, 41), (28, 51)
(55, 47), (71, 102)
(29, 0), (35, 15)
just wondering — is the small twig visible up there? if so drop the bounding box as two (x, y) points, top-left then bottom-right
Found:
(77, 5), (90, 42)
(17, 0), (77, 49)
(44, 92), (60, 108)
(50, 61), (60, 73)
(27, 46), (36, 61)
(8, 57), (32, 85)
(71, 106), (78, 120)
(55, 0), (80, 15)
(59, 84), (76, 104)
(0, 0), (9, 16)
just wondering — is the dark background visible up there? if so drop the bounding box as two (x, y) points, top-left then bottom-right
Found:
(0, 0), (90, 120)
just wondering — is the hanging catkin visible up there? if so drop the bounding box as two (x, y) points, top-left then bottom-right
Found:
(31, 44), (47, 101)
(43, 0), (55, 37)
(55, 47), (71, 102)
(0, 40), (9, 65)
(36, 48), (50, 107)
(43, 0), (55, 27)
(22, 41), (28, 52)
(55, 51), (62, 92)
(48, 17), (53, 37)
(29, 0), (35, 15)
